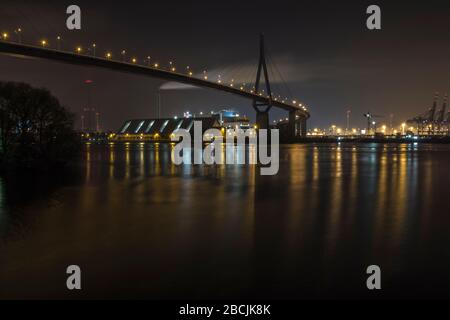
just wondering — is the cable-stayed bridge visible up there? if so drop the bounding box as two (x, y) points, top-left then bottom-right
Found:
(0, 29), (310, 137)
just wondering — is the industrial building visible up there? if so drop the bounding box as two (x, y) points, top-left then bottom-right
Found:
(113, 117), (221, 141)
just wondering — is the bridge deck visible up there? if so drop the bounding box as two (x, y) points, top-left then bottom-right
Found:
(0, 41), (309, 118)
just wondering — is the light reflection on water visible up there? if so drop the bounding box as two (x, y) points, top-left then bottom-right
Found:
(0, 143), (450, 299)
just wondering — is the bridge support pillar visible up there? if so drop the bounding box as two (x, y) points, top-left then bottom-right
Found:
(256, 111), (270, 130)
(287, 111), (308, 139)
(253, 34), (272, 134)
(300, 116), (307, 137)
(288, 110), (297, 140)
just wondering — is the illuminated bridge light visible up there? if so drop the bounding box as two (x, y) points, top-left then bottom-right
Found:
(132, 58), (137, 64)
(154, 63), (159, 68)
(76, 46), (82, 53)
(41, 39), (47, 47)
(2, 32), (9, 40)
(106, 52), (112, 59)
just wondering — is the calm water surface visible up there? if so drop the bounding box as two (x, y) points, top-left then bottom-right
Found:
(1, 143), (450, 299)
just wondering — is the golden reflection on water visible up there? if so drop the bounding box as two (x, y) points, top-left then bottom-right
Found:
(374, 149), (389, 245)
(109, 144), (115, 179)
(324, 145), (343, 259)
(393, 146), (408, 247)
(125, 143), (131, 179)
(79, 142), (436, 266)
(154, 143), (161, 176)
(420, 155), (432, 241)
(85, 143), (91, 182)
(1, 142), (449, 298)
(348, 147), (358, 223)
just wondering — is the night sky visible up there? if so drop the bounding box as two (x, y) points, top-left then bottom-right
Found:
(1, 0), (450, 131)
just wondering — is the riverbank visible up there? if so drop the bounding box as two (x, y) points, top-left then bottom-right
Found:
(83, 135), (450, 145)
(295, 136), (450, 144)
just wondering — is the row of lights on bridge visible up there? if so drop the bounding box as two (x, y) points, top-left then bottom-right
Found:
(1, 28), (308, 112)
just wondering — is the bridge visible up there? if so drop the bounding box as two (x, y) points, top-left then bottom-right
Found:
(0, 33), (310, 138)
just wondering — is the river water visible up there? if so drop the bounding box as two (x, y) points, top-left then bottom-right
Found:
(1, 143), (450, 299)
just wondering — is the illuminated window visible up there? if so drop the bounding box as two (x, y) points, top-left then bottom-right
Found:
(160, 120), (169, 133)
(187, 120), (194, 132)
(135, 121), (145, 133)
(120, 121), (131, 133)
(145, 120), (155, 133)
(176, 119), (184, 130)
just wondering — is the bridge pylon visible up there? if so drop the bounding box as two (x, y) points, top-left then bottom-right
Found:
(253, 34), (272, 131)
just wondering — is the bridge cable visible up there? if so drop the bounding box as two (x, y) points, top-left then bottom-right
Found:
(266, 46), (294, 102)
